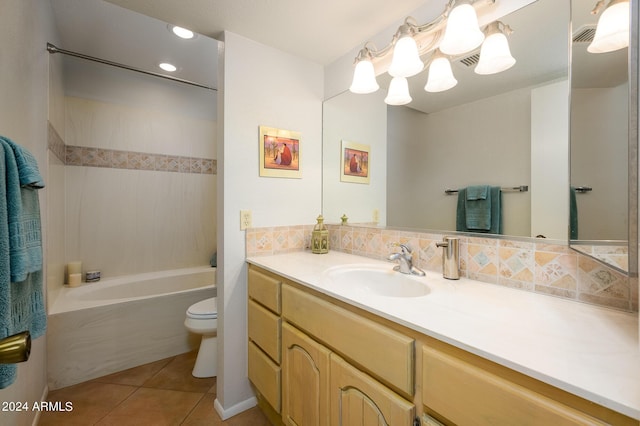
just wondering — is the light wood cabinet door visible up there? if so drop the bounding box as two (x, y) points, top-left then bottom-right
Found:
(282, 323), (331, 426)
(330, 354), (415, 426)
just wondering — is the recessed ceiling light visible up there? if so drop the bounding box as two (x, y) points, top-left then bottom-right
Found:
(170, 25), (195, 40)
(159, 62), (177, 72)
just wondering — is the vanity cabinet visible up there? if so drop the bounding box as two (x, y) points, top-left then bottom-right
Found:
(248, 264), (637, 426)
(247, 266), (282, 414)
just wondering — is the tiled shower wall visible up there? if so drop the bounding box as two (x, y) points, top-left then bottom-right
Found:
(246, 224), (639, 312)
(47, 94), (217, 286)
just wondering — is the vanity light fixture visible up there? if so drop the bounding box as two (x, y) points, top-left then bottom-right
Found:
(385, 76), (412, 105)
(439, 0), (485, 56)
(474, 21), (516, 75)
(389, 20), (425, 78)
(349, 46), (380, 94)
(424, 50), (458, 92)
(588, 0), (630, 53)
(159, 62), (177, 72)
(348, 0), (516, 106)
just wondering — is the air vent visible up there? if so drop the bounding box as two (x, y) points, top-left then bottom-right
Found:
(458, 53), (480, 67)
(573, 25), (596, 43)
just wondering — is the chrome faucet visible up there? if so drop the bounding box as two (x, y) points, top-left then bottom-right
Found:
(388, 244), (425, 276)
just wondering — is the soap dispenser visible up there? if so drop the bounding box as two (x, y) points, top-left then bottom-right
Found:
(436, 236), (460, 279)
(311, 215), (329, 254)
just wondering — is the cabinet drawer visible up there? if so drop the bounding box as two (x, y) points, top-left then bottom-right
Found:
(248, 299), (281, 363)
(248, 341), (281, 413)
(282, 284), (414, 398)
(422, 346), (606, 426)
(248, 266), (281, 314)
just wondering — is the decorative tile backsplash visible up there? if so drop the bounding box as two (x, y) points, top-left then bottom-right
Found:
(246, 224), (638, 312)
(48, 122), (216, 174)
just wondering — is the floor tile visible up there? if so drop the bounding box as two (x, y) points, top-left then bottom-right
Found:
(181, 393), (220, 426)
(38, 382), (137, 426)
(142, 351), (216, 393)
(93, 357), (173, 387)
(94, 388), (203, 426)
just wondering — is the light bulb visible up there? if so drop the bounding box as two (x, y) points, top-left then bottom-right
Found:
(425, 53), (458, 92)
(475, 24), (516, 75)
(385, 77), (412, 105)
(389, 34), (424, 78)
(440, 2), (485, 56)
(350, 59), (379, 94)
(588, 0), (629, 53)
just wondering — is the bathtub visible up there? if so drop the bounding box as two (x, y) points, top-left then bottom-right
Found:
(47, 266), (216, 390)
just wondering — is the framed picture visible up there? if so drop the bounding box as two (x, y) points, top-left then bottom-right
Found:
(259, 126), (301, 178)
(340, 140), (370, 184)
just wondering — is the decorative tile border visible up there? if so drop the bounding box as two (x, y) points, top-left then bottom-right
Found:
(246, 223), (638, 312)
(47, 122), (216, 175)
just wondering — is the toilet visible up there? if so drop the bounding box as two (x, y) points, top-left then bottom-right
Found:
(184, 297), (218, 378)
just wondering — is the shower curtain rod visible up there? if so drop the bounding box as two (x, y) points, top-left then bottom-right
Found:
(46, 43), (217, 92)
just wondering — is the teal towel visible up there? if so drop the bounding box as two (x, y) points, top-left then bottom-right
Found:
(570, 186), (578, 240)
(466, 185), (488, 201)
(465, 185), (491, 230)
(0, 137), (46, 389)
(456, 186), (502, 234)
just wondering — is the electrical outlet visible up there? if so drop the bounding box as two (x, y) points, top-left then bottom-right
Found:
(240, 210), (252, 230)
(372, 208), (380, 223)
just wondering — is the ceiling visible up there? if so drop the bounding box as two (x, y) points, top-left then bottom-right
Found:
(50, 0), (628, 113)
(103, 0), (430, 66)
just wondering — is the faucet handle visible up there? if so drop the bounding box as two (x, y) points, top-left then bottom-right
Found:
(392, 243), (412, 254)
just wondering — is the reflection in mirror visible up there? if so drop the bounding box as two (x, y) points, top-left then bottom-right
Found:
(569, 0), (636, 275)
(323, 0), (570, 240)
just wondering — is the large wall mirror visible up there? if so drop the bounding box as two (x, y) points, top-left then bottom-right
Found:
(323, 0), (571, 239)
(569, 0), (638, 276)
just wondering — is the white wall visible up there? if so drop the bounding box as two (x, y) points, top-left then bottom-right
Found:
(322, 90), (387, 225)
(387, 86), (532, 236)
(0, 1), (57, 424)
(216, 31), (323, 418)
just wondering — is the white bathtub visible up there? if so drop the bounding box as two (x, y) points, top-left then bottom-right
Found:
(47, 266), (216, 390)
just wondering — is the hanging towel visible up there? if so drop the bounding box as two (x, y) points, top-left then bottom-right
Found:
(456, 186), (502, 234)
(464, 185), (491, 231)
(569, 186), (578, 240)
(0, 136), (46, 389)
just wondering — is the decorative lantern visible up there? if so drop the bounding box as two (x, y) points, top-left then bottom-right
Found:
(311, 215), (329, 254)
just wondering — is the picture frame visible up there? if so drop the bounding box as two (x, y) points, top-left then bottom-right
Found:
(340, 140), (370, 184)
(259, 125), (301, 178)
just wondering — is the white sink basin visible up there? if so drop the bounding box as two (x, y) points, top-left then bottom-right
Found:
(322, 264), (431, 298)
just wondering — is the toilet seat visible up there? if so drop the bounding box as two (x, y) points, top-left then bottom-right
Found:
(187, 297), (218, 319)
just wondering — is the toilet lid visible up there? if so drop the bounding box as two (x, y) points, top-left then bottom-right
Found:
(187, 297), (218, 319)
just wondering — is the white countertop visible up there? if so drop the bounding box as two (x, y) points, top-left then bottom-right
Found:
(246, 251), (640, 420)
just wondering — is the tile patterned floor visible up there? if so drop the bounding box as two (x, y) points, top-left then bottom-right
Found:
(39, 351), (270, 425)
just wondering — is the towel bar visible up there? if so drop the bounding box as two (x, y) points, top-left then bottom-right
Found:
(445, 185), (528, 195)
(574, 186), (592, 193)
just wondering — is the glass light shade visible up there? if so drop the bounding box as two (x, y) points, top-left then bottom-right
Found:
(388, 35), (424, 78)
(475, 31), (516, 75)
(588, 0), (630, 53)
(424, 56), (458, 92)
(384, 77), (412, 105)
(440, 2), (485, 56)
(349, 59), (380, 94)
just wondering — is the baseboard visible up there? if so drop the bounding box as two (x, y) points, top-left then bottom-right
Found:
(32, 385), (49, 426)
(214, 396), (257, 420)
